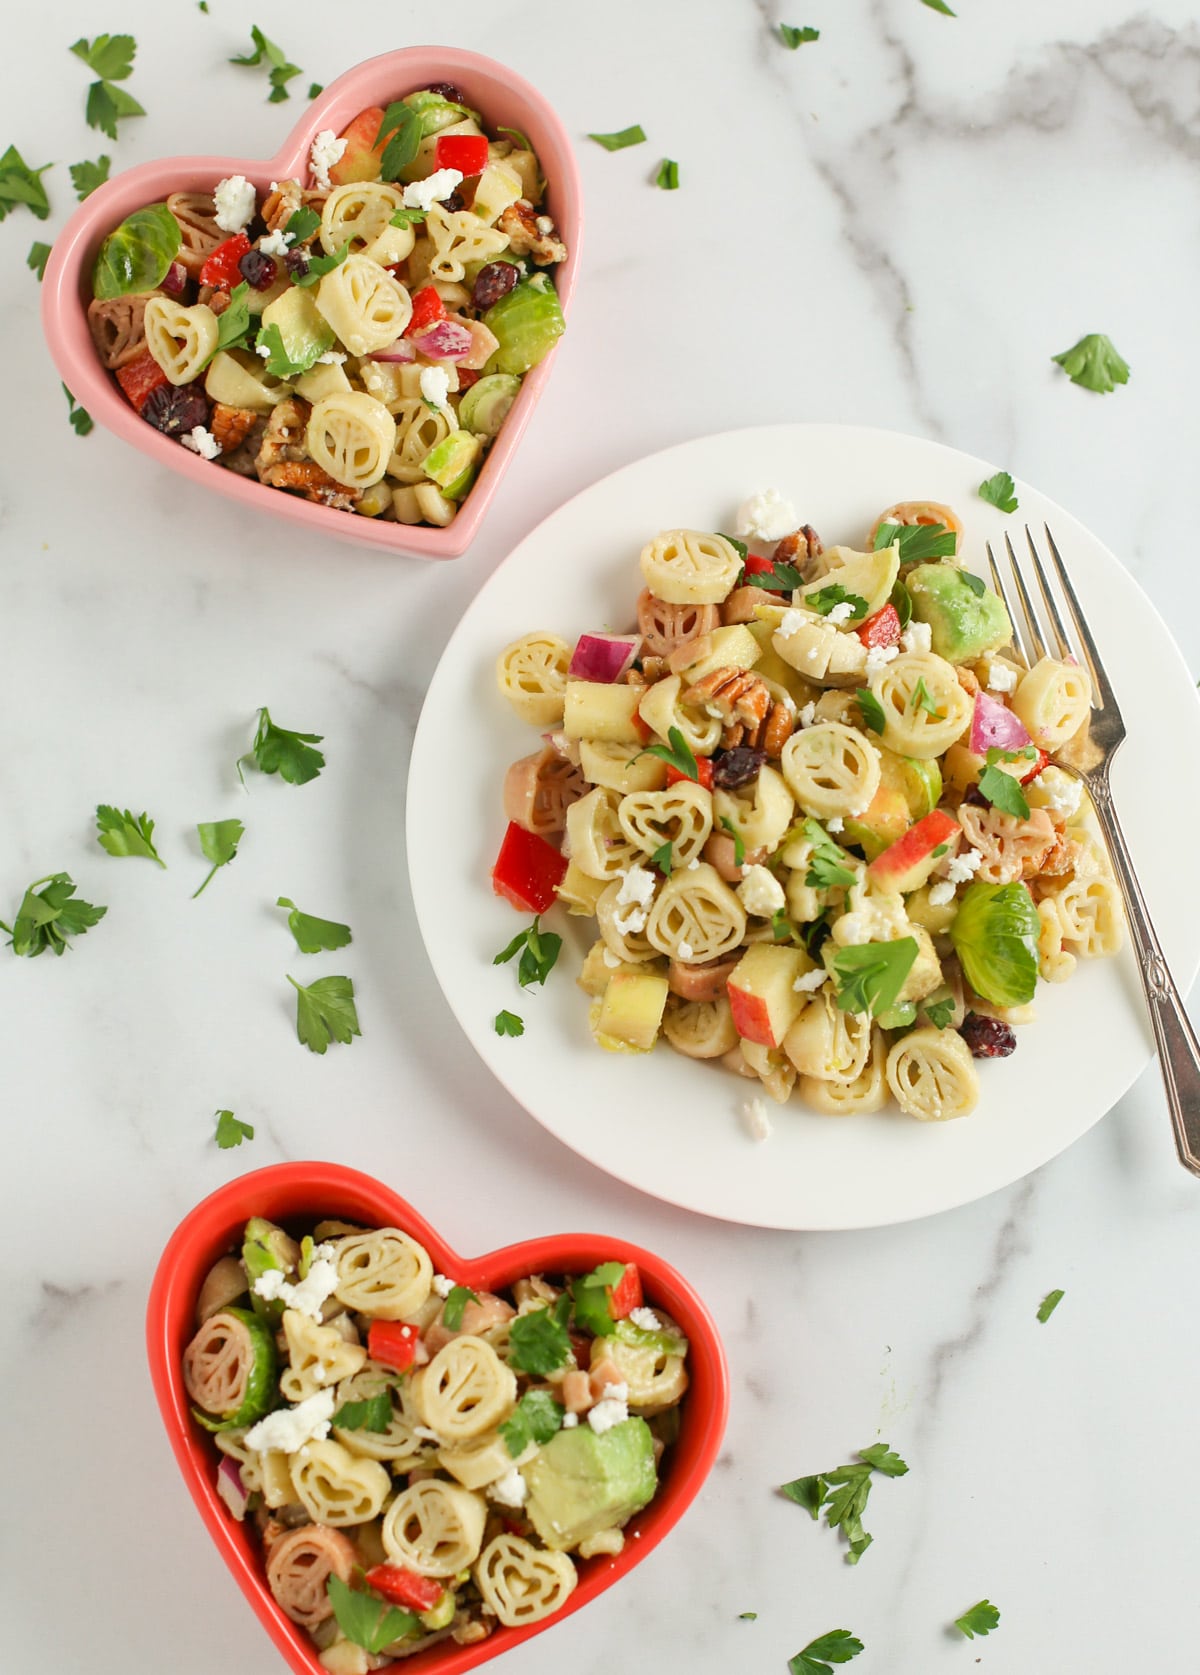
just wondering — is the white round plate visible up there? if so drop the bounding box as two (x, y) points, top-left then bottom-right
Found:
(407, 425), (1200, 1229)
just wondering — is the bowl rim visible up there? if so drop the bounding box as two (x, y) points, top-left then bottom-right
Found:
(146, 1161), (730, 1675)
(41, 45), (582, 561)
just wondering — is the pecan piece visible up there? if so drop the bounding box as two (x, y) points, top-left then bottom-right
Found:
(684, 666), (770, 729)
(496, 199), (568, 265)
(210, 402), (260, 455)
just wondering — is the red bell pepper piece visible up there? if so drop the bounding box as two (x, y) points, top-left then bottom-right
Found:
(367, 1319), (419, 1373)
(666, 757), (714, 791)
(364, 1566), (444, 1613)
(856, 602), (902, 650)
(115, 348), (169, 411)
(742, 553), (774, 577)
(491, 822), (568, 913)
(434, 133), (490, 176)
(1018, 747), (1050, 784)
(456, 367), (480, 389)
(199, 233), (252, 290)
(608, 1263), (643, 1319)
(403, 284), (447, 338)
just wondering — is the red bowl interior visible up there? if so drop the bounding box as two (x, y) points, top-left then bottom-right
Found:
(146, 1162), (730, 1674)
(41, 46), (582, 561)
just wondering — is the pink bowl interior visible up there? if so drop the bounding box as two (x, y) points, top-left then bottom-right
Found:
(42, 46), (582, 560)
(146, 1162), (730, 1675)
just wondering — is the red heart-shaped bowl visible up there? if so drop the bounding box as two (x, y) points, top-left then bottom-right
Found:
(147, 1162), (729, 1672)
(41, 47), (581, 560)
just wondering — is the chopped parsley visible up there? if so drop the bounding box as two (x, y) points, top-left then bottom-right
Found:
(641, 725), (699, 782)
(954, 1600), (1000, 1639)
(506, 1296), (572, 1375)
(288, 973), (361, 1054)
(493, 916), (562, 989)
(276, 896), (352, 953)
(1037, 1287), (1065, 1322)
(71, 35), (145, 140)
(70, 155), (111, 200)
(719, 816), (746, 868)
(327, 1576), (418, 1655)
(872, 521), (957, 562)
(655, 158), (680, 190)
(782, 1443), (908, 1565)
(0, 145), (53, 222)
(214, 1109), (254, 1149)
(229, 25), (302, 103)
(588, 125), (646, 151)
(889, 578), (913, 627)
(921, 0), (956, 12)
(499, 1388), (564, 1457)
(738, 1611), (758, 1622)
(650, 839), (674, 875)
(95, 805), (166, 867)
(332, 1392), (391, 1432)
(63, 384), (94, 437)
(375, 101), (423, 180)
(494, 1009), (524, 1037)
(308, 82), (323, 100)
(193, 819), (245, 897)
(1052, 332), (1130, 394)
(802, 820), (857, 892)
(238, 706), (326, 785)
(923, 996), (955, 1030)
(779, 24), (820, 47)
(831, 939), (918, 1018)
(855, 688), (887, 735)
(977, 749), (1032, 820)
(910, 676), (942, 718)
(0, 873), (106, 958)
(959, 567), (987, 598)
(284, 206), (322, 243)
(442, 1285), (479, 1331)
(753, 558), (805, 593)
(213, 282), (253, 353)
(806, 582), (868, 621)
(979, 470), (1018, 513)
(27, 240), (52, 279)
(789, 1630), (864, 1673)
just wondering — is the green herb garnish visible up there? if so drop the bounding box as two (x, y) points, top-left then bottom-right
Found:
(375, 101), (423, 180)
(789, 1630), (864, 1674)
(507, 1296), (572, 1375)
(855, 688), (887, 735)
(802, 820), (857, 891)
(923, 997), (955, 1030)
(389, 207), (427, 229)
(910, 676), (942, 718)
(719, 816), (746, 868)
(63, 384), (94, 437)
(276, 896), (352, 953)
(1037, 1288), (1065, 1322)
(193, 819), (244, 897)
(588, 124), (646, 151)
(288, 974), (361, 1054)
(214, 1109), (254, 1149)
(494, 1009), (524, 1037)
(954, 1600), (1000, 1639)
(27, 240), (51, 278)
(782, 1443), (908, 1565)
(1052, 332), (1130, 394)
(642, 725), (699, 782)
(0, 873), (106, 958)
(441, 1285), (478, 1331)
(284, 205), (321, 243)
(979, 470), (1018, 513)
(214, 281), (253, 353)
(0, 146), (53, 222)
(493, 916), (563, 989)
(921, 0), (957, 13)
(70, 155), (111, 200)
(95, 805), (165, 866)
(806, 583), (868, 620)
(327, 1576), (418, 1655)
(872, 521), (957, 562)
(831, 939), (918, 1018)
(289, 241), (350, 287)
(655, 158), (679, 190)
(71, 35), (146, 140)
(650, 839), (674, 875)
(238, 706), (326, 785)
(308, 82), (323, 99)
(889, 578), (913, 627)
(499, 1388), (564, 1457)
(230, 25), (302, 103)
(779, 24), (820, 47)
(754, 558), (805, 593)
(332, 1392), (391, 1432)
(977, 752), (1031, 819)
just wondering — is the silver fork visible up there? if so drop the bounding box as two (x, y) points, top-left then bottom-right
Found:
(984, 526), (1200, 1175)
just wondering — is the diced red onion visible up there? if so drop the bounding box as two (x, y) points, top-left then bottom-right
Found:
(568, 632), (643, 684)
(161, 261), (188, 297)
(410, 319), (475, 362)
(216, 1456), (249, 1521)
(370, 338), (418, 364)
(970, 689), (1033, 756)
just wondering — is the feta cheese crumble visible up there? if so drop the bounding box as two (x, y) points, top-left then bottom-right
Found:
(256, 342), (271, 359)
(864, 644), (900, 679)
(735, 488), (798, 543)
(431, 1274), (455, 1299)
(793, 967), (830, 993)
(798, 701), (817, 728)
(613, 865), (658, 936)
(777, 609), (808, 640)
(245, 1389), (335, 1454)
(676, 941), (694, 961)
(900, 620), (932, 654)
(316, 349), (347, 366)
(309, 130), (348, 192)
(827, 600), (856, 625)
(588, 1383), (630, 1435)
(742, 1096), (773, 1142)
(738, 864), (786, 918)
(403, 168), (464, 212)
(629, 1307), (662, 1331)
(419, 365), (452, 413)
(927, 880), (957, 908)
(984, 657), (1018, 694)
(252, 1244), (339, 1319)
(213, 175), (256, 234)
(1033, 768), (1083, 818)
(488, 1467), (528, 1508)
(180, 426), (221, 460)
(258, 228), (292, 258)
(835, 912), (871, 946)
(945, 848), (985, 885)
(602, 948), (621, 970)
(826, 815), (844, 833)
(562, 1412), (579, 1428)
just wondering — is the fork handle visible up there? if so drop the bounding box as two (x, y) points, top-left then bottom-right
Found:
(1088, 771), (1200, 1175)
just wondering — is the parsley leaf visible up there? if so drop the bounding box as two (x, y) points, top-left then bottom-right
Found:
(327, 1576), (418, 1655)
(375, 101), (423, 181)
(650, 839), (674, 876)
(954, 1600), (1000, 1639)
(1037, 1287), (1065, 1322)
(493, 916), (563, 989)
(655, 158), (680, 190)
(230, 25), (302, 103)
(276, 896), (352, 953)
(789, 1630), (864, 1673)
(214, 282), (253, 353)
(239, 707), (326, 786)
(389, 207), (427, 229)
(63, 384), (94, 437)
(288, 240), (350, 288)
(0, 145), (53, 222)
(499, 1388), (564, 1457)
(642, 725), (699, 781)
(977, 760), (1031, 820)
(27, 240), (51, 279)
(308, 82), (323, 100)
(442, 1285), (478, 1331)
(0, 873), (106, 958)
(889, 578), (913, 628)
(959, 567), (987, 598)
(719, 533), (749, 561)
(754, 558), (805, 593)
(803, 820), (857, 891)
(719, 816), (746, 868)
(805, 583), (868, 621)
(921, 0), (957, 12)
(910, 676), (942, 718)
(193, 819), (244, 897)
(284, 206), (321, 243)
(832, 939), (918, 1017)
(70, 155), (110, 201)
(780, 24), (820, 47)
(1052, 332), (1130, 394)
(70, 33), (137, 80)
(855, 688), (887, 735)
(507, 1297), (572, 1374)
(872, 521), (957, 562)
(588, 124), (646, 151)
(95, 805), (166, 867)
(979, 470), (1018, 514)
(494, 1009), (524, 1037)
(71, 37), (146, 141)
(923, 997), (955, 1030)
(332, 1392), (391, 1431)
(783, 1444), (908, 1564)
(214, 1109), (254, 1149)
(781, 1474), (827, 1517)
(288, 974), (361, 1054)
(857, 1443), (908, 1476)
(772, 908), (799, 944)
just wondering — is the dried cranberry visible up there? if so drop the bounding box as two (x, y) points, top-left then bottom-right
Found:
(962, 784), (988, 808)
(473, 260), (520, 311)
(285, 249), (310, 280)
(161, 260), (188, 297)
(712, 748), (767, 791)
(442, 189), (465, 214)
(421, 81), (467, 103)
(238, 248), (278, 291)
(142, 383), (209, 438)
(959, 1012), (1016, 1059)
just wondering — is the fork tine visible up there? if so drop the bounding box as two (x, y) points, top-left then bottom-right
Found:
(1004, 532), (1048, 662)
(986, 540), (1032, 666)
(1040, 524), (1113, 711)
(1023, 526), (1075, 664)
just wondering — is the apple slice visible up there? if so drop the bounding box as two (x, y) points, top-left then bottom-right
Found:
(328, 106), (388, 185)
(867, 809), (961, 894)
(592, 973), (669, 1053)
(727, 944), (810, 1049)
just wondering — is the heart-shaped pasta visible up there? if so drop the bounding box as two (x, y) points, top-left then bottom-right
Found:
(320, 181), (406, 257)
(799, 1029), (888, 1114)
(783, 988), (873, 1084)
(382, 1478), (488, 1576)
(305, 392), (397, 489)
(278, 1310), (367, 1403)
(886, 1026), (979, 1120)
(712, 764), (795, 854)
(645, 864), (746, 961)
(315, 254), (412, 355)
(475, 1534), (578, 1627)
(182, 1311), (259, 1416)
(292, 1438), (392, 1527)
(596, 881), (660, 963)
(332, 1227), (433, 1320)
(414, 1335), (517, 1441)
(637, 673), (722, 756)
(566, 786), (642, 882)
(1011, 656), (1092, 751)
(958, 803), (1055, 885)
(496, 632), (572, 727)
(636, 589), (720, 657)
(662, 996), (739, 1059)
(639, 529), (743, 605)
(618, 783), (713, 868)
(425, 203), (510, 282)
(870, 652), (973, 759)
(781, 721), (882, 819)
(265, 1525), (356, 1629)
(332, 1365), (440, 1465)
(144, 296), (219, 386)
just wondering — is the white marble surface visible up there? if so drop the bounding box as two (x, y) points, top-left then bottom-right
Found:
(2, 2), (1199, 1671)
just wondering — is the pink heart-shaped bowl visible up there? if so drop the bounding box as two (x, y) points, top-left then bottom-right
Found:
(42, 47), (581, 560)
(147, 1163), (729, 1672)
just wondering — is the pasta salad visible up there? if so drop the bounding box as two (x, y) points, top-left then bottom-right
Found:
(491, 498), (1123, 1125)
(184, 1216), (687, 1668)
(86, 87), (567, 527)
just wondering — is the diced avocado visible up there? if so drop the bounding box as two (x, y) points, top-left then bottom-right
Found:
(422, 430), (483, 489)
(259, 286), (334, 376)
(458, 372), (522, 438)
(907, 563), (1012, 663)
(522, 1418), (657, 1551)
